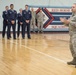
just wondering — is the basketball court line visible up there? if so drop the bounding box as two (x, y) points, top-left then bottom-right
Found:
(9, 40), (67, 64)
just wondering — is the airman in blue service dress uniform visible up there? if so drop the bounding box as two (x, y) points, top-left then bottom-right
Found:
(7, 4), (17, 39)
(22, 5), (32, 39)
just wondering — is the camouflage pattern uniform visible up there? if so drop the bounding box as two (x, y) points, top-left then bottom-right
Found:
(65, 13), (76, 57)
(37, 12), (44, 32)
(30, 11), (36, 32)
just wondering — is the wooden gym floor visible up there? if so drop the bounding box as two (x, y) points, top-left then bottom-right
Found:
(0, 33), (76, 75)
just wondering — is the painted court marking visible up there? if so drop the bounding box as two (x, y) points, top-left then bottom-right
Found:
(10, 40), (67, 64)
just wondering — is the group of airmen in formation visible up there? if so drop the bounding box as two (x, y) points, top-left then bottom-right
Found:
(2, 4), (45, 39)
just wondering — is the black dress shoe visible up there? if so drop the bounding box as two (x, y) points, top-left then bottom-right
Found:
(22, 37), (25, 39)
(14, 38), (16, 40)
(7, 37), (10, 39)
(28, 37), (31, 39)
(10, 36), (12, 38)
(2, 36), (4, 38)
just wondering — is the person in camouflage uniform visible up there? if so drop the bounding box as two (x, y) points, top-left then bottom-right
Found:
(60, 3), (76, 65)
(37, 8), (44, 33)
(30, 8), (36, 33)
